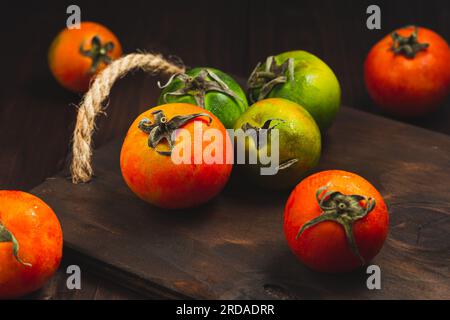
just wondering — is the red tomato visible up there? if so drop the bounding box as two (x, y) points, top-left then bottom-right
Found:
(284, 170), (388, 273)
(364, 26), (450, 117)
(120, 103), (233, 209)
(0, 191), (63, 298)
(48, 21), (122, 93)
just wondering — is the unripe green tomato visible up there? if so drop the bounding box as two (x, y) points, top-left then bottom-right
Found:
(248, 50), (341, 131)
(158, 67), (248, 128)
(234, 98), (321, 190)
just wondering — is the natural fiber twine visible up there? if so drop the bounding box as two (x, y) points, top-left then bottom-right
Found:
(70, 53), (185, 183)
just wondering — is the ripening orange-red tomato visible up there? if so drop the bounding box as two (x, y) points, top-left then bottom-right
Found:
(365, 26), (450, 117)
(284, 170), (388, 273)
(0, 191), (63, 299)
(48, 21), (122, 93)
(120, 103), (233, 209)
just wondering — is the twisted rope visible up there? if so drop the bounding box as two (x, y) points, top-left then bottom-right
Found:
(70, 53), (185, 183)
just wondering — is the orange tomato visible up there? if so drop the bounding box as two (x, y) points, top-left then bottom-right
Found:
(0, 191), (63, 298)
(120, 103), (233, 209)
(365, 26), (450, 117)
(48, 21), (122, 93)
(284, 170), (388, 273)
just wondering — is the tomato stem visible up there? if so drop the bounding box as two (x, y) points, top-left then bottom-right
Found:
(247, 56), (295, 103)
(138, 110), (212, 156)
(0, 221), (32, 267)
(295, 186), (376, 265)
(390, 26), (429, 58)
(241, 118), (285, 150)
(80, 35), (115, 73)
(158, 69), (244, 108)
(240, 119), (299, 171)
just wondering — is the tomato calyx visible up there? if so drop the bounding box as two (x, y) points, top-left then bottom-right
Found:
(241, 118), (285, 150)
(247, 56), (295, 103)
(390, 26), (429, 59)
(240, 119), (299, 170)
(0, 220), (32, 267)
(80, 35), (115, 73)
(138, 110), (212, 156)
(295, 186), (376, 264)
(158, 69), (244, 108)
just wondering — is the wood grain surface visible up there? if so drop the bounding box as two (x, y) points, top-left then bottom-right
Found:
(31, 106), (450, 299)
(24, 253), (143, 300)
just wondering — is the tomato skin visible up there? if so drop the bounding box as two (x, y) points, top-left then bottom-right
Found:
(0, 191), (63, 299)
(364, 26), (450, 117)
(120, 103), (233, 209)
(284, 170), (388, 273)
(48, 21), (122, 93)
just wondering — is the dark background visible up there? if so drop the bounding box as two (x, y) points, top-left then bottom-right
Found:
(0, 0), (448, 299)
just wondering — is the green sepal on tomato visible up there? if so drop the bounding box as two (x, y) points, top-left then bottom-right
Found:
(248, 50), (341, 131)
(158, 68), (248, 128)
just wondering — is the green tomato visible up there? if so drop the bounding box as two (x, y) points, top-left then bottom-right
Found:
(248, 50), (341, 131)
(158, 67), (248, 128)
(234, 98), (321, 189)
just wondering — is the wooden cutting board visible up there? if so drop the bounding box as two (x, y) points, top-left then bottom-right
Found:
(32, 106), (450, 299)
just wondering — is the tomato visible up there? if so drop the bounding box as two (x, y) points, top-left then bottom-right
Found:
(284, 170), (388, 273)
(48, 21), (122, 93)
(0, 191), (63, 298)
(364, 26), (450, 117)
(248, 50), (341, 131)
(158, 68), (248, 128)
(120, 103), (233, 209)
(233, 98), (321, 189)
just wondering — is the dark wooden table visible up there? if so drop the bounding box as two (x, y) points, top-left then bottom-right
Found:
(25, 255), (143, 300)
(1, 0), (448, 299)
